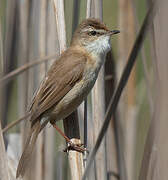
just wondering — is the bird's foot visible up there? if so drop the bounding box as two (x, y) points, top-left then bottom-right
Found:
(51, 123), (89, 153)
(63, 141), (89, 153)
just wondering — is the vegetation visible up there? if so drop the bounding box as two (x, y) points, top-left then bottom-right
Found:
(0, 0), (167, 180)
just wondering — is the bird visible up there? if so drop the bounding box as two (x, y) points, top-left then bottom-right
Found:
(16, 18), (120, 178)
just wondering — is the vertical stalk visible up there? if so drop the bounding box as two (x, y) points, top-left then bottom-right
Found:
(34, 1), (47, 180)
(0, 121), (10, 180)
(17, 1), (30, 179)
(139, 1), (168, 180)
(85, 2), (97, 179)
(0, 22), (3, 72)
(44, 1), (58, 180)
(131, 0), (153, 113)
(2, 0), (16, 128)
(105, 52), (119, 179)
(53, 0), (84, 179)
(118, 0), (136, 179)
(86, 0), (92, 18)
(90, 1), (107, 180)
(0, 22), (10, 178)
(53, 0), (66, 53)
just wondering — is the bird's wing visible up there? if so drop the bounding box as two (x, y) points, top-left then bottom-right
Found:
(30, 50), (87, 126)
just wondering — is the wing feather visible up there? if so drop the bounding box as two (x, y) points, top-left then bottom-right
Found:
(30, 50), (86, 126)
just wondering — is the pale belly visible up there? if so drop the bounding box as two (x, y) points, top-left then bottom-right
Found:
(45, 71), (97, 122)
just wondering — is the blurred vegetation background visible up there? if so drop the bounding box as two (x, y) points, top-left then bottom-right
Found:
(0, 0), (167, 180)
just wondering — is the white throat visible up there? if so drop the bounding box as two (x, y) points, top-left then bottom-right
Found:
(84, 35), (111, 72)
(85, 35), (111, 57)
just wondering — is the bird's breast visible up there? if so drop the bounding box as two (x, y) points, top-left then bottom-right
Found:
(48, 69), (97, 122)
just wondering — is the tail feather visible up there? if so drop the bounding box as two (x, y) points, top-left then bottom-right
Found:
(16, 121), (41, 178)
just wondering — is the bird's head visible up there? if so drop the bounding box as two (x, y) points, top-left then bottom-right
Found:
(71, 18), (120, 55)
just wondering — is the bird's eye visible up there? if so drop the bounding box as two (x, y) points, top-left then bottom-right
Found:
(89, 31), (97, 36)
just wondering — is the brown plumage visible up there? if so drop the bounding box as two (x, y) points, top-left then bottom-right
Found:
(16, 121), (41, 178)
(30, 49), (87, 126)
(16, 18), (119, 178)
(16, 48), (88, 178)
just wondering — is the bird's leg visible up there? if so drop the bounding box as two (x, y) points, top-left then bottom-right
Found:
(52, 123), (71, 143)
(51, 123), (88, 153)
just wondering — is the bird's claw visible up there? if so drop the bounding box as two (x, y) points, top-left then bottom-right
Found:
(63, 142), (89, 153)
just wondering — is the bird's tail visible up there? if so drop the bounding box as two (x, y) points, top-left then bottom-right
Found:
(16, 121), (41, 178)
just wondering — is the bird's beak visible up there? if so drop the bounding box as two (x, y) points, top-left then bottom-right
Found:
(109, 30), (120, 35)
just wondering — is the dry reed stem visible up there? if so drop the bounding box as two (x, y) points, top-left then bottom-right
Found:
(82, 4), (156, 179)
(34, 1), (48, 179)
(2, 0), (17, 130)
(0, 54), (57, 84)
(63, 112), (84, 180)
(0, 23), (3, 72)
(53, 0), (66, 53)
(0, 121), (10, 180)
(68, 139), (84, 180)
(118, 0), (136, 179)
(17, 1), (31, 179)
(0, 11), (11, 180)
(90, 1), (107, 179)
(44, 1), (57, 179)
(53, 0), (84, 179)
(105, 52), (120, 179)
(139, 1), (168, 180)
(86, 0), (92, 18)
(131, 0), (153, 113)
(2, 113), (31, 133)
